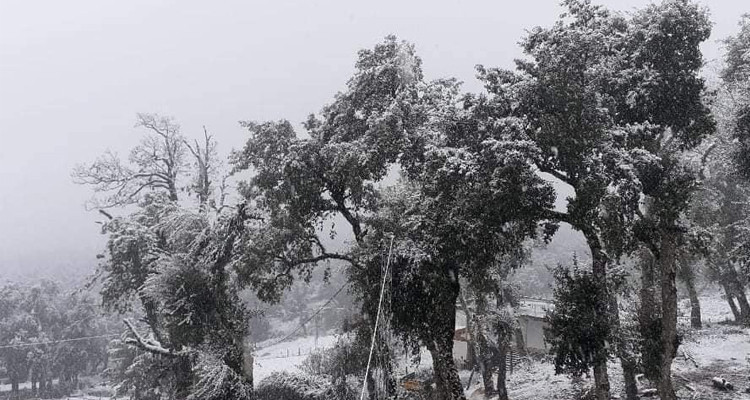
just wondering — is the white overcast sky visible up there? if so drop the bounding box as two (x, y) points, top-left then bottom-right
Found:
(0, 0), (747, 281)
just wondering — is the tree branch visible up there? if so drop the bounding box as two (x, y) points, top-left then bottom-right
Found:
(123, 319), (175, 357)
(537, 162), (574, 187)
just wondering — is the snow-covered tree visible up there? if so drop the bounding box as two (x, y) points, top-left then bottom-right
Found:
(77, 116), (256, 399)
(234, 36), (557, 400)
(73, 113), (187, 208)
(479, 1), (713, 399)
(232, 37), (429, 399)
(0, 281), (108, 399)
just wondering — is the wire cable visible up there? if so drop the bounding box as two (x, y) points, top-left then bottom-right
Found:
(0, 333), (120, 350)
(360, 236), (394, 400)
(254, 282), (348, 353)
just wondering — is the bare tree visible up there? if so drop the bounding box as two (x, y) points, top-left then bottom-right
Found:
(184, 127), (218, 211)
(73, 113), (186, 208)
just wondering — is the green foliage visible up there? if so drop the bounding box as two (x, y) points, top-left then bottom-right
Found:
(99, 195), (253, 399)
(255, 371), (355, 400)
(0, 281), (108, 398)
(545, 262), (611, 377)
(637, 310), (663, 382)
(79, 112), (256, 399)
(235, 35), (559, 398)
(722, 14), (750, 86)
(723, 16), (750, 182)
(300, 336), (367, 379)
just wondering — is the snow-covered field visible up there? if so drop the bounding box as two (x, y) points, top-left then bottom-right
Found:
(253, 333), (340, 382)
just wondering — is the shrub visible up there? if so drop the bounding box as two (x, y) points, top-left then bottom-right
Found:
(300, 336), (367, 378)
(255, 372), (356, 400)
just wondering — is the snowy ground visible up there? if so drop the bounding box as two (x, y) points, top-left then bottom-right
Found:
(25, 292), (750, 399)
(253, 333), (341, 382)
(462, 293), (750, 400)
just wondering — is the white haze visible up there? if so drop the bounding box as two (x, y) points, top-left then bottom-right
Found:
(0, 0), (747, 281)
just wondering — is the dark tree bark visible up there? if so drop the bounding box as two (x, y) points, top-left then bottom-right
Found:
(726, 266), (750, 324)
(496, 343), (509, 400)
(583, 229), (612, 400)
(678, 254), (702, 329)
(11, 380), (18, 400)
(723, 283), (742, 321)
(609, 293), (638, 400)
(685, 277), (702, 329)
(494, 287), (516, 400)
(426, 336), (466, 400)
(657, 232), (678, 400)
(513, 327), (527, 357)
(423, 275), (466, 400)
(640, 250), (658, 325)
(458, 290), (494, 396)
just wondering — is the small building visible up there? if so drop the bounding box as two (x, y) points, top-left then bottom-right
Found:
(515, 298), (553, 354)
(453, 297), (554, 365)
(453, 326), (471, 367)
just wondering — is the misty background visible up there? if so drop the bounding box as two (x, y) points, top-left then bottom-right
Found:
(0, 0), (746, 282)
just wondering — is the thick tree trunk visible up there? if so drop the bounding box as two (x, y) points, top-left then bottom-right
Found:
(657, 232), (678, 400)
(366, 374), (377, 399)
(609, 293), (638, 400)
(723, 283), (742, 321)
(458, 289), (493, 396)
(640, 250), (657, 322)
(685, 276), (702, 329)
(425, 268), (466, 400)
(678, 255), (702, 329)
(496, 343), (509, 400)
(514, 327), (527, 356)
(622, 358), (639, 400)
(584, 231), (611, 400)
(242, 340), (254, 387)
(726, 267), (750, 324)
(592, 362), (610, 400)
(11, 378), (19, 400)
(427, 337), (466, 400)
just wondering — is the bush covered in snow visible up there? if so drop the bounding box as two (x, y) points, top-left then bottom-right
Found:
(300, 336), (367, 378)
(255, 371), (356, 400)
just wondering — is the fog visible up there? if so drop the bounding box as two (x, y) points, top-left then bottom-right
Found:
(0, 0), (746, 281)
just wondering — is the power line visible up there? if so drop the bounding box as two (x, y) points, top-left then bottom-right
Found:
(254, 282), (349, 353)
(360, 236), (394, 400)
(0, 333), (121, 350)
(3, 282), (349, 353)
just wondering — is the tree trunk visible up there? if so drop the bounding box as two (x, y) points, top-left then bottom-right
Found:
(366, 374), (377, 399)
(242, 340), (254, 388)
(496, 343), (509, 400)
(593, 362), (611, 400)
(11, 378), (19, 400)
(677, 254), (702, 329)
(427, 337), (466, 400)
(685, 276), (702, 329)
(609, 293), (638, 400)
(583, 230), (611, 400)
(420, 263), (466, 400)
(723, 283), (742, 321)
(657, 231), (678, 400)
(458, 289), (493, 396)
(726, 267), (750, 324)
(640, 250), (657, 322)
(733, 288), (750, 324)
(622, 358), (638, 400)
